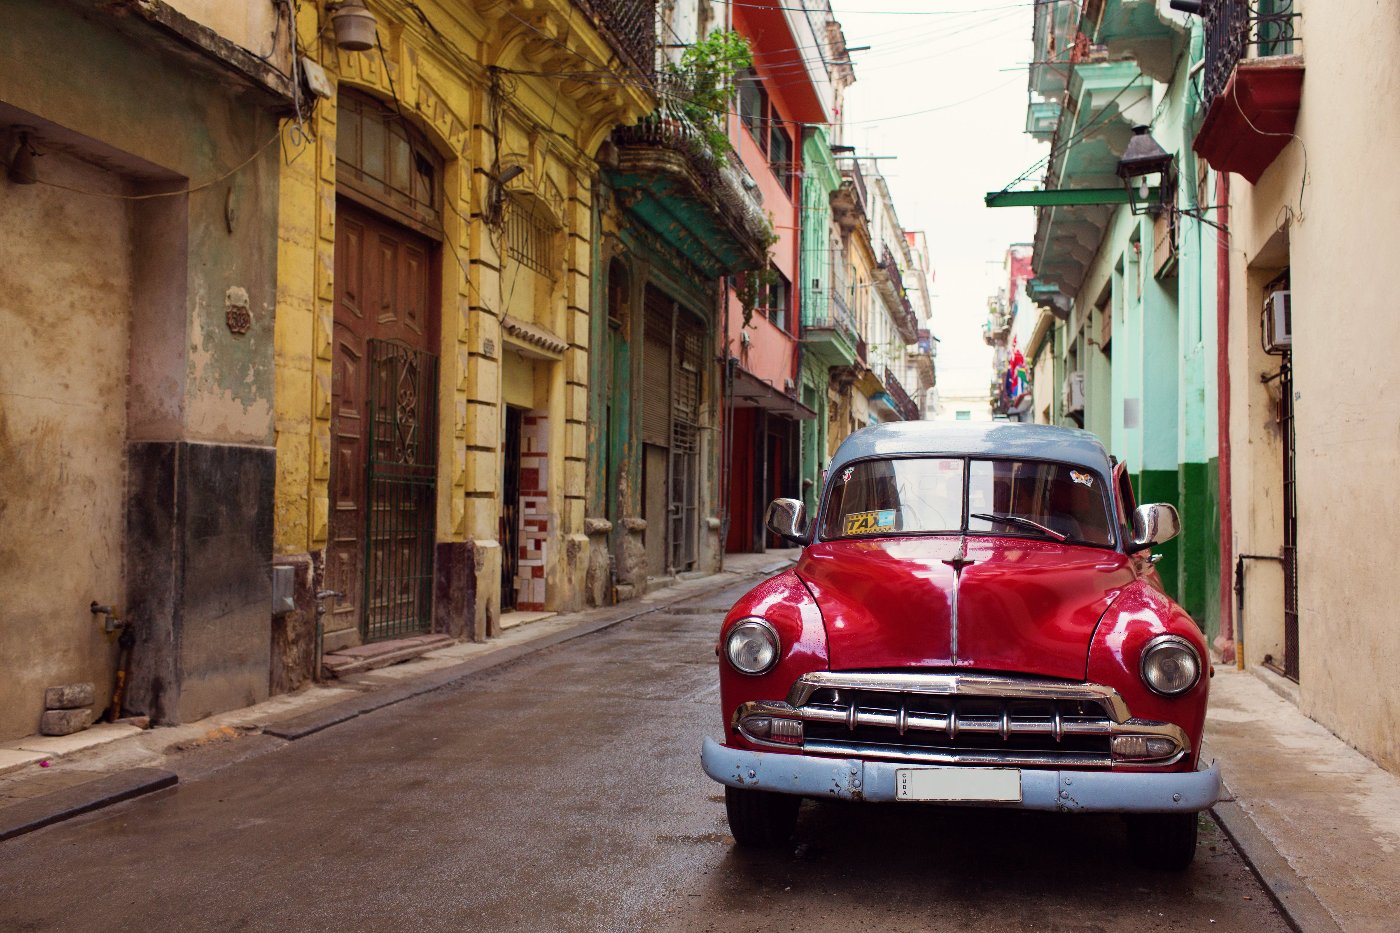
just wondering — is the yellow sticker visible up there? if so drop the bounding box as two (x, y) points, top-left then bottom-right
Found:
(844, 509), (897, 535)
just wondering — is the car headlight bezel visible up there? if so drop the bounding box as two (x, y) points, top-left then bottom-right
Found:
(724, 618), (780, 675)
(1139, 634), (1202, 696)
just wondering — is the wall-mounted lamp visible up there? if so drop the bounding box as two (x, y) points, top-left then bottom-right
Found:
(1116, 125), (1173, 216)
(328, 1), (377, 52)
(487, 163), (526, 224)
(7, 128), (38, 185)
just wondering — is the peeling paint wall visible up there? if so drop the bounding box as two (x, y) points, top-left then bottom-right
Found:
(0, 151), (131, 738)
(1, 0), (284, 736)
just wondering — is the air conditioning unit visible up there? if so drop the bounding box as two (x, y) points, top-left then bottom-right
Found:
(1062, 371), (1085, 413)
(1265, 290), (1292, 352)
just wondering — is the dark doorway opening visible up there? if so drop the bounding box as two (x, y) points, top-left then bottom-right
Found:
(501, 405), (524, 612)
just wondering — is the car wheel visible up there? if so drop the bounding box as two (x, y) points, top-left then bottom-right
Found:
(1125, 812), (1199, 870)
(725, 786), (800, 848)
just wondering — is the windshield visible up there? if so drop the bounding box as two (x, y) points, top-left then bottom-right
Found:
(820, 457), (1116, 547)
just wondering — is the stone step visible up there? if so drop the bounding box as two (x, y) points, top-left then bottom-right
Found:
(321, 634), (455, 678)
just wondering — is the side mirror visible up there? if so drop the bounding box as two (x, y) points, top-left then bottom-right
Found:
(765, 498), (810, 546)
(1130, 503), (1181, 552)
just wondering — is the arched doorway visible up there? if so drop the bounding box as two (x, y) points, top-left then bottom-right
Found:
(327, 90), (444, 644)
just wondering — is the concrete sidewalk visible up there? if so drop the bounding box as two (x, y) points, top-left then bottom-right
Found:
(0, 551), (793, 841)
(1204, 667), (1400, 933)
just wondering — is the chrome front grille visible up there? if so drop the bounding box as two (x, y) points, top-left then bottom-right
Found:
(735, 672), (1187, 769)
(801, 690), (1113, 766)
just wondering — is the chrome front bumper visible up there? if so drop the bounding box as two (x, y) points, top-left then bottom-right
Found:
(701, 736), (1221, 813)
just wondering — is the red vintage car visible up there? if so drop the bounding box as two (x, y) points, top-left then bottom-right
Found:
(703, 421), (1219, 869)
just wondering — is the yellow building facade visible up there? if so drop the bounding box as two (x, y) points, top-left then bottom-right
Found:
(272, 0), (651, 684)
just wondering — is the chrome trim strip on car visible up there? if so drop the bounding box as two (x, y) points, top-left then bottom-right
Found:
(702, 736), (1222, 812)
(802, 738), (1112, 769)
(786, 672), (1134, 722)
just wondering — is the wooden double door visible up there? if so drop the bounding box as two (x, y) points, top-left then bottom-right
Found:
(328, 201), (439, 643)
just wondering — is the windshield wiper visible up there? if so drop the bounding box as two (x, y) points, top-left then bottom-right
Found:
(970, 512), (1067, 542)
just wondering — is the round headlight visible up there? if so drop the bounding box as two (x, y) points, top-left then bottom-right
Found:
(1140, 635), (1202, 696)
(725, 619), (780, 675)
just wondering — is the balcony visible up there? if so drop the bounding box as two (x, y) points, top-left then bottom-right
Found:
(875, 246), (921, 344)
(1032, 60), (1153, 299)
(803, 255), (860, 369)
(609, 73), (773, 277)
(831, 163), (868, 233)
(1193, 0), (1303, 184)
(573, 0), (657, 83)
(883, 368), (921, 421)
(1094, 0), (1191, 82)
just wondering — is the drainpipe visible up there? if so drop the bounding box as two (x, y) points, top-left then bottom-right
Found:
(1215, 172), (1237, 667)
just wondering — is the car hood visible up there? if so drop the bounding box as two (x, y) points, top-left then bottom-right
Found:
(795, 536), (1136, 681)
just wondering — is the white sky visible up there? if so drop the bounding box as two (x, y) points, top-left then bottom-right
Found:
(835, 1), (1044, 396)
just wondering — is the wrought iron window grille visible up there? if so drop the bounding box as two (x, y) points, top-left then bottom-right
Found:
(506, 198), (558, 278)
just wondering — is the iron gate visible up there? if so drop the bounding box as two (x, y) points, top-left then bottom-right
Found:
(363, 339), (438, 642)
(1280, 355), (1299, 680)
(669, 317), (703, 573)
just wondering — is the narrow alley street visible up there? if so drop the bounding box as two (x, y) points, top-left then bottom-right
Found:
(1, 572), (1287, 932)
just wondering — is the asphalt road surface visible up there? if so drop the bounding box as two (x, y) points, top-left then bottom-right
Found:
(0, 576), (1288, 932)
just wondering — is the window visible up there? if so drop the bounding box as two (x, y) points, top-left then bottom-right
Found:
(955, 410), (972, 421)
(967, 459), (1115, 546)
(818, 457), (1115, 546)
(769, 120), (793, 192)
(736, 71), (797, 195)
(506, 196), (557, 277)
(821, 458), (965, 539)
(336, 90), (442, 232)
(738, 73), (767, 149)
(763, 266), (792, 333)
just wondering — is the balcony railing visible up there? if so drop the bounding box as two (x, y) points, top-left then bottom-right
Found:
(614, 71), (768, 227)
(879, 245), (920, 342)
(883, 368), (920, 422)
(1202, 0), (1299, 103)
(574, 0), (657, 82)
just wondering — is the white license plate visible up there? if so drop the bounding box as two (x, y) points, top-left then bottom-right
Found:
(895, 767), (1023, 802)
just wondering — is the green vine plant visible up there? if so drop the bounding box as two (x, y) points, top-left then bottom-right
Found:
(662, 30), (752, 163)
(736, 265), (778, 329)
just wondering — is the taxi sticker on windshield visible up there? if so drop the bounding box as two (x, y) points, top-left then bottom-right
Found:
(841, 466), (855, 484)
(844, 509), (897, 535)
(1070, 470), (1094, 487)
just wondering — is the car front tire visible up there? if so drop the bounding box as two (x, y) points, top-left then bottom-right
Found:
(725, 786), (800, 848)
(1125, 812), (1199, 870)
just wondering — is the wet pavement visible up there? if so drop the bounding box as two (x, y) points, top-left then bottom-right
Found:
(0, 577), (1288, 931)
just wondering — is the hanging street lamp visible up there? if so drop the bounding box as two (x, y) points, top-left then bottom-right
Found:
(1116, 125), (1174, 216)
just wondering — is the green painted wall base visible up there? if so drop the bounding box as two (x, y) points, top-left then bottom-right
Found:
(1135, 464), (1220, 640)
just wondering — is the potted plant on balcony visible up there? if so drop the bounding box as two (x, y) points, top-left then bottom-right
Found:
(661, 29), (751, 165)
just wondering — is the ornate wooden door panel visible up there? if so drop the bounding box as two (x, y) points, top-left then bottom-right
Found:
(328, 209), (369, 639)
(329, 201), (438, 643)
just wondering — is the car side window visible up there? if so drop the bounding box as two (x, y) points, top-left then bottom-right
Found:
(1114, 462), (1137, 545)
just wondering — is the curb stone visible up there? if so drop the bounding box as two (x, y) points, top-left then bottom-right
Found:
(1210, 781), (1343, 933)
(0, 769), (177, 842)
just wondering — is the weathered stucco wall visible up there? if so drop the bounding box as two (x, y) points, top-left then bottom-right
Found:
(0, 151), (131, 738)
(1, 0), (283, 734)
(165, 0), (288, 72)
(273, 0), (648, 659)
(1229, 0), (1400, 772)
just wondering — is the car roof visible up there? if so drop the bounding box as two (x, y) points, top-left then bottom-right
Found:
(827, 421), (1114, 478)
